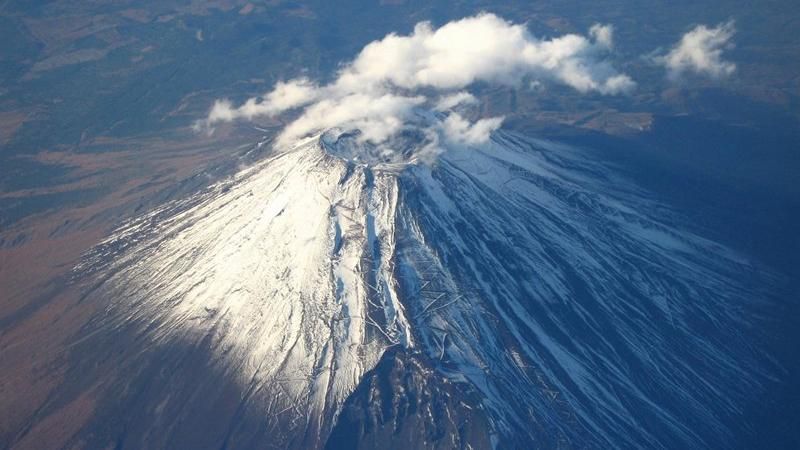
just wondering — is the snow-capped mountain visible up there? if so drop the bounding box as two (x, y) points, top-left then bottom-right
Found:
(73, 128), (775, 449)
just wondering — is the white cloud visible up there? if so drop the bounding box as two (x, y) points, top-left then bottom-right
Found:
(198, 13), (635, 156)
(589, 24), (614, 49)
(442, 113), (505, 145)
(435, 91), (478, 111)
(657, 21), (736, 80)
(197, 78), (318, 129)
(332, 14), (633, 94)
(280, 93), (426, 146)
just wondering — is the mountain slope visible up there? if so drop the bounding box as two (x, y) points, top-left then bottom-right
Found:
(63, 129), (776, 449)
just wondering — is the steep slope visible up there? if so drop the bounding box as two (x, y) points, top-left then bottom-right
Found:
(62, 129), (775, 449)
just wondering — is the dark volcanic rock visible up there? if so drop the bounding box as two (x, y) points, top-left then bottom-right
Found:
(326, 349), (493, 450)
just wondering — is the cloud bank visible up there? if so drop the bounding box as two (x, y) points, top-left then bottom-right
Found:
(657, 21), (736, 80)
(198, 13), (635, 158)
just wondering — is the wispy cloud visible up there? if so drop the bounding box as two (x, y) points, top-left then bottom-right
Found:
(656, 21), (736, 80)
(589, 24), (615, 49)
(197, 13), (634, 155)
(434, 91), (478, 111)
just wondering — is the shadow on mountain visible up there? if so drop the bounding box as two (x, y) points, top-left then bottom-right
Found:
(12, 323), (274, 449)
(6, 317), (497, 450)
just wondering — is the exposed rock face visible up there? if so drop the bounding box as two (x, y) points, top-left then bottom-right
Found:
(326, 349), (493, 450)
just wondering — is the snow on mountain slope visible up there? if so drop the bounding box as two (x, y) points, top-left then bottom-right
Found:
(396, 133), (772, 447)
(73, 128), (775, 448)
(77, 133), (415, 448)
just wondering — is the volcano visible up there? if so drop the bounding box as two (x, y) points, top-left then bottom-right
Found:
(65, 128), (773, 449)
